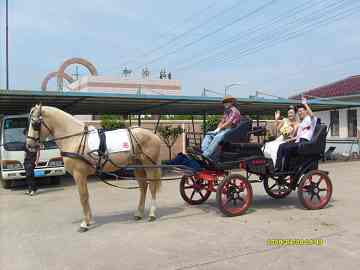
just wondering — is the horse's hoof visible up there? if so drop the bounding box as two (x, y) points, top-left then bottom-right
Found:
(78, 226), (89, 233)
(148, 216), (157, 222)
(134, 215), (143, 221)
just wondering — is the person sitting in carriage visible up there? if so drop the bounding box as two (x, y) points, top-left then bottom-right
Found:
(275, 97), (318, 172)
(201, 95), (241, 161)
(263, 106), (299, 165)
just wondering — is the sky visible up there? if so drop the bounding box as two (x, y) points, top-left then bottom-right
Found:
(0, 0), (359, 98)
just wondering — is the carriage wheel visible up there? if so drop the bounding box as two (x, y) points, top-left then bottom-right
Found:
(263, 176), (292, 199)
(180, 176), (212, 205)
(297, 170), (333, 210)
(216, 174), (253, 217)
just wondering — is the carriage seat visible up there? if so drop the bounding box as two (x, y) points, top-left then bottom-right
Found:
(221, 117), (252, 144)
(297, 118), (327, 157)
(220, 142), (263, 163)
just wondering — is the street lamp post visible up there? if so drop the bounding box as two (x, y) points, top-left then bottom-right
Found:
(224, 82), (246, 96)
(5, 0), (9, 90)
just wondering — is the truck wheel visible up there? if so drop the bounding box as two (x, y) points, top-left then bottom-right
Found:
(1, 178), (12, 189)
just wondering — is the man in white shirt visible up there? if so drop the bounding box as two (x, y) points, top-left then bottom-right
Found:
(275, 98), (317, 172)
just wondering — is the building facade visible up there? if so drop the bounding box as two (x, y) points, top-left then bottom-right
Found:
(292, 75), (360, 155)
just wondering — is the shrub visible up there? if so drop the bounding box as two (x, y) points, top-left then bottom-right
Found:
(100, 115), (126, 130)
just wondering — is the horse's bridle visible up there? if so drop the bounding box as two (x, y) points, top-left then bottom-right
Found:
(27, 105), (53, 146)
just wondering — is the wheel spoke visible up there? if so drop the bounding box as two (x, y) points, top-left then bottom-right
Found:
(269, 183), (277, 190)
(190, 190), (196, 200)
(184, 186), (195, 189)
(316, 176), (324, 185)
(197, 190), (205, 199)
(316, 193), (321, 201)
(310, 193), (314, 201)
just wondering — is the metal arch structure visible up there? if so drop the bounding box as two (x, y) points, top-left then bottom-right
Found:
(57, 58), (98, 90)
(41, 71), (74, 91)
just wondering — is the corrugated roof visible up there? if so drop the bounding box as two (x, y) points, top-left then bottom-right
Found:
(291, 75), (360, 99)
(1, 89), (359, 115)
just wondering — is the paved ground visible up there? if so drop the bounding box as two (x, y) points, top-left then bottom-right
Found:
(1, 161), (360, 270)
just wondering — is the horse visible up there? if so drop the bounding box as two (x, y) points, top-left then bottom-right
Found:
(26, 105), (162, 232)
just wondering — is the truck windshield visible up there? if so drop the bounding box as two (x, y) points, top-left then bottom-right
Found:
(3, 118), (57, 151)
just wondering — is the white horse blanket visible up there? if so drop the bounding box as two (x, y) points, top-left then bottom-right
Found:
(87, 127), (132, 155)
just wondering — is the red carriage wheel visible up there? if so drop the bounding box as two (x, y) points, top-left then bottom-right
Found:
(180, 175), (212, 205)
(263, 176), (292, 199)
(297, 170), (333, 210)
(216, 174), (253, 217)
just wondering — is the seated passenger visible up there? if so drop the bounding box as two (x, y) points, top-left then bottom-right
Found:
(275, 97), (318, 172)
(201, 95), (241, 161)
(263, 106), (299, 165)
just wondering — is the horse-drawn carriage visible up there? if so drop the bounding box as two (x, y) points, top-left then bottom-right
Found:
(25, 104), (333, 231)
(180, 117), (333, 216)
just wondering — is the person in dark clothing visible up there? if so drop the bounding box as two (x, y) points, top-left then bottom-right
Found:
(23, 128), (38, 196)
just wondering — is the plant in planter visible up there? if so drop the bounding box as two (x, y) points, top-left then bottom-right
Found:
(157, 125), (184, 160)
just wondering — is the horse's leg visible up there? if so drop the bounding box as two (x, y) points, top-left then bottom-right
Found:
(74, 171), (92, 232)
(134, 169), (148, 220)
(147, 168), (161, 221)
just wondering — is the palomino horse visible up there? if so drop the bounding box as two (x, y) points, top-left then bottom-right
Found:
(26, 105), (162, 232)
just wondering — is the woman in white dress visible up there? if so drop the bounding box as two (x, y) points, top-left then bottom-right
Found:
(263, 107), (299, 165)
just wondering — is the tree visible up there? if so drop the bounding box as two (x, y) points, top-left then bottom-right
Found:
(157, 125), (184, 160)
(100, 115), (126, 130)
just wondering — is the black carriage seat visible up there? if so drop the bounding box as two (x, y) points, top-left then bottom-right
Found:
(221, 117), (252, 144)
(216, 116), (265, 168)
(286, 118), (327, 173)
(297, 118), (327, 157)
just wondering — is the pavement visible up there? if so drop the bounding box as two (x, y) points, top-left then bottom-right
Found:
(1, 161), (360, 270)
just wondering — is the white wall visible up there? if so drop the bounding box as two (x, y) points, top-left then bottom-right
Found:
(315, 107), (360, 155)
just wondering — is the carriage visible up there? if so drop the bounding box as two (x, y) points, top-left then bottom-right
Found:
(24, 104), (335, 231)
(179, 117), (333, 216)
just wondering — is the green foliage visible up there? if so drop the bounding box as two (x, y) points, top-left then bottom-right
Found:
(166, 115), (203, 120)
(100, 114), (126, 130)
(157, 125), (184, 159)
(202, 115), (221, 132)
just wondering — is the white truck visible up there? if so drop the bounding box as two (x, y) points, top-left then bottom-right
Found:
(0, 114), (66, 189)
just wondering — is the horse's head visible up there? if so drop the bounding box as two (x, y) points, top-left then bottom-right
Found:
(26, 104), (52, 151)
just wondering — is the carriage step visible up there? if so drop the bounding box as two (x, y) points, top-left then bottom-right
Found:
(272, 171), (294, 176)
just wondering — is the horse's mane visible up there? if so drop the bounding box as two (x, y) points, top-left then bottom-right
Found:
(43, 106), (84, 126)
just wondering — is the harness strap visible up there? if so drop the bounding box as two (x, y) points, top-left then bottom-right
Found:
(127, 127), (157, 165)
(60, 151), (94, 167)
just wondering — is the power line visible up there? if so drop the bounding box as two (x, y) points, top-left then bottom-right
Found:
(284, 56), (360, 80)
(175, 0), (358, 71)
(213, 2), (360, 67)
(121, 0), (239, 67)
(173, 0), (346, 71)
(134, 0), (278, 70)
(172, 0), (321, 70)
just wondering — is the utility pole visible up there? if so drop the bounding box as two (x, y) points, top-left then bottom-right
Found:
(5, 0), (9, 90)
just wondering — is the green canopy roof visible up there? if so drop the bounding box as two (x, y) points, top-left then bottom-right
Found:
(1, 89), (359, 115)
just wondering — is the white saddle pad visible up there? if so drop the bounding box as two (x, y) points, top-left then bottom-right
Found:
(87, 127), (131, 154)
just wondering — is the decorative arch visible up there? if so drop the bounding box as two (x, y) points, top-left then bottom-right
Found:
(41, 71), (74, 91)
(57, 57), (98, 90)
